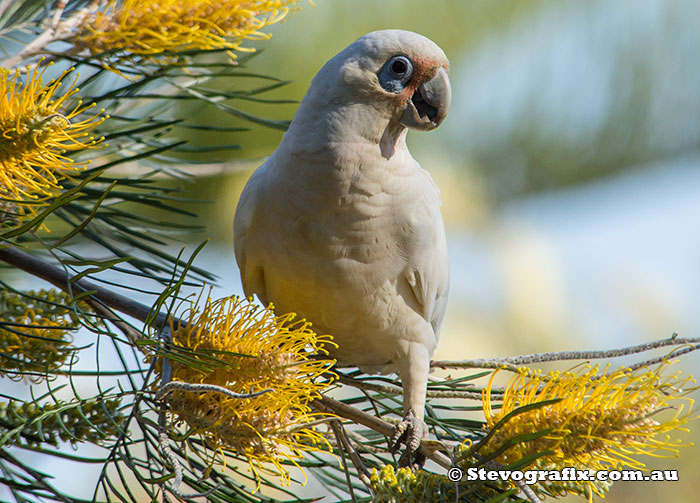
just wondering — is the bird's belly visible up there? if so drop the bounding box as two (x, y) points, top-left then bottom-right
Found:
(259, 235), (431, 369)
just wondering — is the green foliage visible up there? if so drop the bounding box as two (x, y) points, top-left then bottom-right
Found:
(370, 463), (516, 503)
(0, 396), (125, 448)
(0, 1), (316, 502)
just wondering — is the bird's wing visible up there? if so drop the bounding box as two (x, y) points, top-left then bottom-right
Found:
(402, 170), (450, 338)
(233, 167), (269, 305)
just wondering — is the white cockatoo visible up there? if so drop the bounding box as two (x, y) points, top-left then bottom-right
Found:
(234, 30), (450, 466)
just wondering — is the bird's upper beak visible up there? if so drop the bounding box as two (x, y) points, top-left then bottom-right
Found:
(400, 66), (451, 131)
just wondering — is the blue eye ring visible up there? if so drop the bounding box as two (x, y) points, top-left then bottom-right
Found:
(378, 55), (414, 93)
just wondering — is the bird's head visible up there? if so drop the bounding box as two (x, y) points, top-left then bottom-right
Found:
(293, 30), (451, 148)
(352, 30), (451, 131)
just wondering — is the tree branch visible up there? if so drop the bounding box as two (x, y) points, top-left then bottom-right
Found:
(313, 394), (453, 470)
(0, 245), (164, 326)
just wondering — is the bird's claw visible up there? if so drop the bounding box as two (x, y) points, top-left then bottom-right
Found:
(390, 410), (427, 469)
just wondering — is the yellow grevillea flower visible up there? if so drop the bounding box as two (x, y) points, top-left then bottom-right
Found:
(481, 361), (697, 499)
(77, 0), (299, 61)
(159, 293), (335, 485)
(0, 62), (105, 220)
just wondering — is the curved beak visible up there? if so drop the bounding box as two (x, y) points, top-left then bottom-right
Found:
(400, 66), (451, 131)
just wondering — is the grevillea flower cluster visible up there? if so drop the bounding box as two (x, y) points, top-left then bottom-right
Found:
(76, 0), (299, 63)
(0, 288), (85, 380)
(0, 61), (105, 222)
(158, 293), (335, 484)
(480, 361), (697, 500)
(371, 361), (696, 502)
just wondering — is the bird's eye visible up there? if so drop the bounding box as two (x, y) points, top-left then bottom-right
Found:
(378, 55), (414, 93)
(390, 57), (409, 77)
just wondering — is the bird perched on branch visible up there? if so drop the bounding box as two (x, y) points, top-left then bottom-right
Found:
(234, 30), (450, 467)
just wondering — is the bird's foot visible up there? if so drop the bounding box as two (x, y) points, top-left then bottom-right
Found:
(390, 410), (428, 469)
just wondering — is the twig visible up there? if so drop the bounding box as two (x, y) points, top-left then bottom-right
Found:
(344, 429), (392, 454)
(313, 394), (453, 470)
(330, 421), (359, 502)
(1, 3), (94, 69)
(84, 297), (144, 344)
(617, 344), (700, 373)
(156, 376), (224, 499)
(338, 375), (486, 400)
(334, 420), (371, 485)
(431, 334), (700, 371)
(50, 0), (68, 30)
(158, 431), (183, 492)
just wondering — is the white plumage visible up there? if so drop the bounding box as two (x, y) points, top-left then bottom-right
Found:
(234, 30), (450, 465)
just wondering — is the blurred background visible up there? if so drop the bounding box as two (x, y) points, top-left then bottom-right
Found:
(183, 1), (700, 501)
(7, 0), (700, 501)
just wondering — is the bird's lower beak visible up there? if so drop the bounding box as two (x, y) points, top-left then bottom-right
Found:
(400, 66), (451, 131)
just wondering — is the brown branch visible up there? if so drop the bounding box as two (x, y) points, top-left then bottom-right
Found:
(330, 420), (365, 501)
(331, 419), (371, 485)
(313, 394), (453, 470)
(0, 245), (164, 326)
(84, 297), (144, 344)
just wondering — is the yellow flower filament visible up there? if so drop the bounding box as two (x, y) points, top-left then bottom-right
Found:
(160, 292), (335, 484)
(76, 0), (300, 61)
(481, 361), (697, 499)
(0, 61), (106, 218)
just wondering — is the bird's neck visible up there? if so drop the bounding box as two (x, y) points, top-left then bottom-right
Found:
(283, 100), (409, 162)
